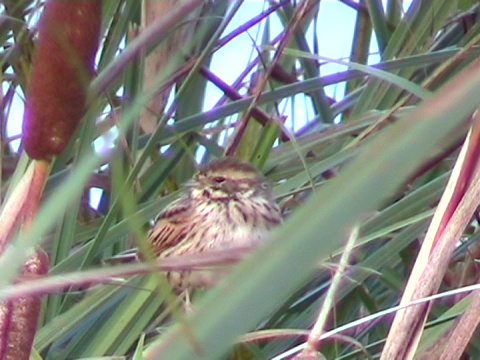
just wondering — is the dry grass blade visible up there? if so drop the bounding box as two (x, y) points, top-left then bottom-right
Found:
(382, 107), (480, 358)
(0, 163), (35, 253)
(419, 291), (480, 359)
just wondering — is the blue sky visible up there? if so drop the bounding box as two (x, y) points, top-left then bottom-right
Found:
(205, 1), (410, 130)
(3, 1), (413, 207)
(206, 1), (360, 130)
(6, 1), (413, 147)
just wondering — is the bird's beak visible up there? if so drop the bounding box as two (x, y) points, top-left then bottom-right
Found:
(221, 181), (237, 194)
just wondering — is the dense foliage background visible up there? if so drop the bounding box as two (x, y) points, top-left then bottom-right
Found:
(2, 0), (480, 358)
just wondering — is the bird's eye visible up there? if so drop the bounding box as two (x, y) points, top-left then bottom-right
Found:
(212, 176), (226, 183)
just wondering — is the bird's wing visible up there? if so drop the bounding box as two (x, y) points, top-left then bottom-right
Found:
(148, 196), (195, 256)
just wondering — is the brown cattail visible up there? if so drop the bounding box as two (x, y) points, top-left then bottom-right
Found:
(0, 250), (49, 359)
(22, 0), (101, 160)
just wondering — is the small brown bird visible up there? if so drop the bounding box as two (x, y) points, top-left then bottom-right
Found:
(148, 157), (282, 290)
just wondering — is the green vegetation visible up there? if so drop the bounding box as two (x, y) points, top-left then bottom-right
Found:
(2, 0), (480, 358)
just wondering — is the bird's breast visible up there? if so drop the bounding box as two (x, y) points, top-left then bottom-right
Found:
(193, 199), (273, 249)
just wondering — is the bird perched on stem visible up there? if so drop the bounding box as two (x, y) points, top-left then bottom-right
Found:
(148, 157), (282, 293)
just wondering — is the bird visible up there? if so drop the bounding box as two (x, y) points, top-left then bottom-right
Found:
(147, 157), (282, 293)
